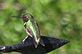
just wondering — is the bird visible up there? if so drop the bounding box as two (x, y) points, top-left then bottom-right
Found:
(0, 12), (69, 54)
(21, 12), (45, 48)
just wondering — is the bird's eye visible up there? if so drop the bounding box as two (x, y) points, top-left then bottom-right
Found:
(23, 15), (28, 18)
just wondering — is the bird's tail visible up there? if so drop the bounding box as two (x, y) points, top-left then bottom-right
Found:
(40, 39), (45, 46)
(33, 38), (45, 48)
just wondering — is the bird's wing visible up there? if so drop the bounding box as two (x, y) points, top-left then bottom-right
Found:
(24, 22), (33, 37)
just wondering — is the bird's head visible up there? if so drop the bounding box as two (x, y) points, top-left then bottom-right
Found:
(21, 12), (34, 22)
(21, 13), (31, 22)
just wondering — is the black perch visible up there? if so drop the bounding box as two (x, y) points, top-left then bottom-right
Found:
(0, 36), (69, 54)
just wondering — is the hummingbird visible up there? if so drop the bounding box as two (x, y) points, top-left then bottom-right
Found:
(21, 13), (45, 48)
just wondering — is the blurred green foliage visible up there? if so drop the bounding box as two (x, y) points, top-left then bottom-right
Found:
(0, 0), (82, 54)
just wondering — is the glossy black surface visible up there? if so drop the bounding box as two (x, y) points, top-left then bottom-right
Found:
(0, 36), (69, 54)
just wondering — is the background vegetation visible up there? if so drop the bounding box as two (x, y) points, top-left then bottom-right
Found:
(0, 0), (82, 54)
